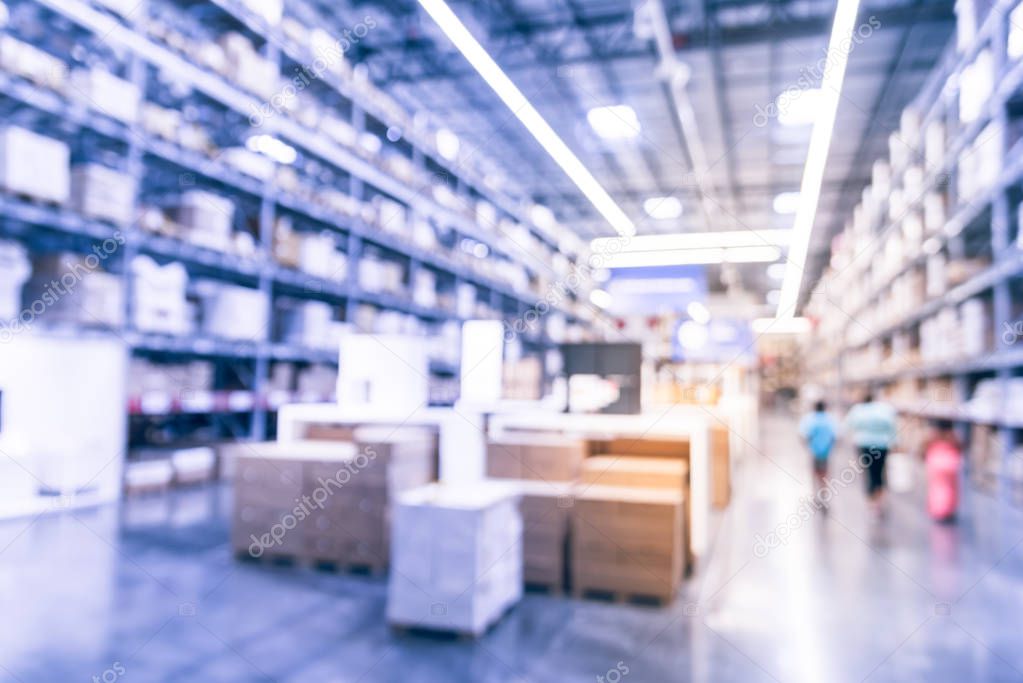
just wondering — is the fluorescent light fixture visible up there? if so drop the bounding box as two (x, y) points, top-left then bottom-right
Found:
(587, 105), (641, 140)
(687, 301), (711, 325)
(644, 196), (683, 220)
(767, 262), (787, 280)
(592, 229), (791, 254)
(419, 0), (635, 237)
(773, 191), (801, 215)
(752, 317), (812, 335)
(602, 245), (781, 269)
(246, 134), (296, 164)
(777, 88), (825, 127)
(436, 128), (460, 161)
(776, 0), (862, 317)
(589, 289), (613, 309)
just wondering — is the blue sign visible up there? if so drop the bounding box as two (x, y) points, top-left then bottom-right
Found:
(604, 266), (707, 314)
(672, 318), (754, 363)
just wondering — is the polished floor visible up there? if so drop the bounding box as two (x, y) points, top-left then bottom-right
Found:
(2, 415), (1022, 682)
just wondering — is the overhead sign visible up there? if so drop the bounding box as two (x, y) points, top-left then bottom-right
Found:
(604, 265), (707, 314)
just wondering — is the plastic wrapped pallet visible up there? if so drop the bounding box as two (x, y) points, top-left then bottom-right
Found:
(486, 434), (586, 481)
(178, 190), (235, 249)
(571, 485), (684, 604)
(0, 126), (69, 203)
(387, 482), (523, 636)
(69, 68), (140, 124)
(131, 256), (191, 335)
(24, 253), (124, 327)
(0, 240), (30, 321)
(0, 35), (67, 90)
(71, 164), (135, 224)
(196, 281), (268, 341)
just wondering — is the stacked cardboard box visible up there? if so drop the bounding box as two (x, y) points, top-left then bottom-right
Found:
(131, 255), (191, 335)
(0, 127), (69, 204)
(580, 455), (690, 574)
(504, 480), (573, 590)
(711, 425), (731, 509)
(387, 481), (523, 636)
(24, 253), (125, 327)
(486, 434), (586, 481)
(195, 281), (269, 341)
(71, 164), (136, 225)
(571, 485), (684, 604)
(230, 429), (436, 568)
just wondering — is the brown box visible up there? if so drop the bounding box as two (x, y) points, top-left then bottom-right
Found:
(570, 485), (684, 603)
(504, 479), (573, 589)
(580, 456), (687, 490)
(590, 437), (689, 459)
(486, 434), (586, 481)
(711, 426), (731, 508)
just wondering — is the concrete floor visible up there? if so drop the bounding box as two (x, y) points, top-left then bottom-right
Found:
(2, 414), (1022, 682)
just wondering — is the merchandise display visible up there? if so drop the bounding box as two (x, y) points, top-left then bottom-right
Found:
(5, 1), (1019, 680)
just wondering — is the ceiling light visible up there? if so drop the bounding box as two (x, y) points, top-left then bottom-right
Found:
(777, 88), (826, 127)
(773, 192), (801, 215)
(592, 229), (791, 254)
(587, 105), (641, 140)
(589, 289), (613, 309)
(436, 128), (460, 161)
(777, 0), (862, 317)
(419, 0), (635, 236)
(246, 135), (296, 164)
(767, 263), (787, 280)
(752, 317), (812, 335)
(644, 196), (683, 220)
(602, 245), (781, 269)
(687, 301), (711, 325)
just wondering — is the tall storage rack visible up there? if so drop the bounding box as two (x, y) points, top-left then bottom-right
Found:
(0, 0), (600, 459)
(804, 0), (1023, 495)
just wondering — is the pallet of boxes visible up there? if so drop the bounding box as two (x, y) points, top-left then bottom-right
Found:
(485, 432), (689, 606)
(228, 426), (436, 572)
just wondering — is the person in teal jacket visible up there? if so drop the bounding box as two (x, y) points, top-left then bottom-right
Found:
(799, 400), (837, 507)
(845, 392), (898, 517)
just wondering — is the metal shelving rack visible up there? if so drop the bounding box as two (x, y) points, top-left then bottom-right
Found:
(804, 0), (1023, 492)
(0, 0), (595, 451)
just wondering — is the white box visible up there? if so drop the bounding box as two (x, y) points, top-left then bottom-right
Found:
(0, 241), (30, 321)
(131, 256), (191, 335)
(298, 232), (337, 277)
(387, 482), (522, 636)
(0, 35), (68, 90)
(337, 334), (428, 412)
(179, 190), (235, 238)
(279, 300), (335, 349)
(197, 281), (269, 341)
(69, 68), (140, 124)
(219, 33), (280, 100)
(0, 126), (69, 203)
(71, 164), (135, 224)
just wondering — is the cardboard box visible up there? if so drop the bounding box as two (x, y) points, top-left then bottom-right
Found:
(711, 425), (731, 508)
(387, 482), (523, 636)
(131, 255), (191, 335)
(506, 479), (572, 588)
(71, 164), (135, 224)
(0, 126), (69, 204)
(570, 485), (683, 603)
(178, 190), (235, 246)
(486, 434), (586, 481)
(69, 68), (140, 124)
(580, 456), (687, 490)
(24, 255), (125, 327)
(0, 35), (68, 90)
(196, 281), (268, 341)
(591, 437), (689, 459)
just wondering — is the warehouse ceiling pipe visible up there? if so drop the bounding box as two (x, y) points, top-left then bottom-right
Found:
(418, 0), (636, 237)
(776, 0), (862, 318)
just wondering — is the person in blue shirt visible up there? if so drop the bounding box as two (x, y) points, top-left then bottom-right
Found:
(799, 400), (837, 508)
(845, 391), (898, 518)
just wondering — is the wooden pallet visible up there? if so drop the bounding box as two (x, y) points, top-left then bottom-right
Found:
(524, 580), (563, 597)
(234, 550), (387, 576)
(571, 586), (675, 608)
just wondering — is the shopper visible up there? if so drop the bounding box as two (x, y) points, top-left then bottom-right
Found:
(799, 400), (837, 509)
(922, 420), (962, 523)
(845, 392), (898, 518)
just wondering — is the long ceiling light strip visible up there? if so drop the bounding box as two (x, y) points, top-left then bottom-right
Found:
(602, 245), (781, 269)
(418, 0), (636, 237)
(776, 0), (862, 317)
(592, 229), (791, 254)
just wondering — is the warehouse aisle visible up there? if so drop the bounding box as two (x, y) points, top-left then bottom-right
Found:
(1, 414), (1022, 682)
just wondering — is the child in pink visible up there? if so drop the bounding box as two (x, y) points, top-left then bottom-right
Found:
(922, 420), (962, 523)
